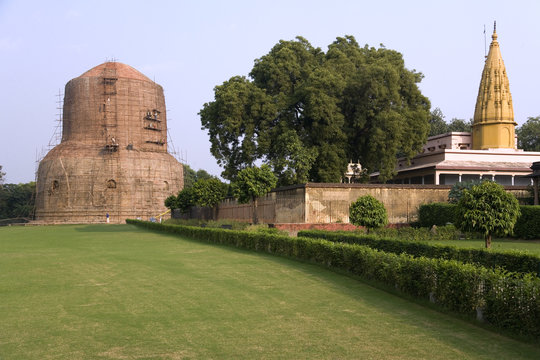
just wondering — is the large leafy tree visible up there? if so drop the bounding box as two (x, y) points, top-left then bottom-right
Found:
(428, 108), (472, 137)
(455, 181), (520, 248)
(232, 165), (277, 224)
(0, 181), (35, 220)
(330, 38), (430, 181)
(191, 178), (228, 220)
(200, 35), (431, 184)
(176, 187), (196, 214)
(428, 108), (448, 136)
(183, 164), (216, 189)
(447, 118), (472, 133)
(517, 116), (540, 151)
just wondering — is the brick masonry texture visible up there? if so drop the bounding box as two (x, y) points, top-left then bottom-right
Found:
(35, 62), (183, 223)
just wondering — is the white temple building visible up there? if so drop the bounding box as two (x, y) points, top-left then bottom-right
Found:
(374, 24), (540, 186)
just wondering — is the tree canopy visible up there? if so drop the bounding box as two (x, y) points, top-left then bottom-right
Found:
(428, 108), (448, 137)
(349, 194), (388, 232)
(428, 108), (472, 136)
(232, 165), (277, 204)
(183, 164), (216, 189)
(517, 116), (540, 151)
(200, 35), (431, 184)
(232, 165), (277, 223)
(0, 181), (35, 220)
(191, 178), (228, 220)
(455, 181), (520, 248)
(191, 178), (228, 209)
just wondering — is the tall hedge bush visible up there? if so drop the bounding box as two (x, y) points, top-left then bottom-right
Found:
(513, 205), (540, 239)
(418, 203), (456, 227)
(419, 204), (540, 240)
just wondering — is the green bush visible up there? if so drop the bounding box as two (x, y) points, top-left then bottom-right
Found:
(369, 225), (461, 242)
(349, 195), (388, 232)
(418, 203), (457, 227)
(513, 206), (540, 239)
(127, 219), (540, 338)
(164, 218), (250, 230)
(297, 230), (540, 276)
(455, 181), (521, 248)
(484, 272), (540, 337)
(419, 204), (540, 240)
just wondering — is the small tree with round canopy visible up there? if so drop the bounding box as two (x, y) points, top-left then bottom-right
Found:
(192, 178), (228, 220)
(455, 181), (521, 248)
(232, 165), (277, 224)
(349, 195), (388, 233)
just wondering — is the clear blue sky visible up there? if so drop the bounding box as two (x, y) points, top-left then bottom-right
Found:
(1, 0), (539, 183)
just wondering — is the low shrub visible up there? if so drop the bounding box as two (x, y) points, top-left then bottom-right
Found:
(298, 230), (540, 276)
(164, 218), (250, 230)
(484, 272), (540, 337)
(368, 225), (461, 241)
(418, 203), (457, 227)
(245, 224), (289, 236)
(418, 204), (540, 240)
(513, 206), (540, 240)
(127, 219), (540, 338)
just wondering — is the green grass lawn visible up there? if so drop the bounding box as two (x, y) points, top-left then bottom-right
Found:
(429, 238), (540, 255)
(1, 224), (539, 359)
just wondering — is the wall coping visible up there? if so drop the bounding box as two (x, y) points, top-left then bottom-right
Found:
(271, 182), (529, 192)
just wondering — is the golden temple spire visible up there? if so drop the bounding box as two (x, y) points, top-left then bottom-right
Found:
(472, 22), (516, 150)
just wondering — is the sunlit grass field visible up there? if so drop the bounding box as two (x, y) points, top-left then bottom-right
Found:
(429, 238), (540, 255)
(1, 224), (539, 359)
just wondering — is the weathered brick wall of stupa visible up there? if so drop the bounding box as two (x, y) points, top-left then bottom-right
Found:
(35, 62), (183, 223)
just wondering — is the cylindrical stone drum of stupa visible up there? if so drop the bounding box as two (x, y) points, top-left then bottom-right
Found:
(35, 62), (183, 223)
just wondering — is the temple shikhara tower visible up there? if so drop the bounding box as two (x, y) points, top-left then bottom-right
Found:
(472, 23), (517, 150)
(374, 23), (540, 185)
(35, 62), (183, 223)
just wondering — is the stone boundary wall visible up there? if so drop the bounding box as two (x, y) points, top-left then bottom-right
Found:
(175, 183), (530, 225)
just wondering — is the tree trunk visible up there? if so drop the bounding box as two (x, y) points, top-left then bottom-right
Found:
(252, 197), (259, 224)
(485, 234), (492, 249)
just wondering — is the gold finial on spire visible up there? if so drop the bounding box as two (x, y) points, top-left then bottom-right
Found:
(492, 21), (498, 41)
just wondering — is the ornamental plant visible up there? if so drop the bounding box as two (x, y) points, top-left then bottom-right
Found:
(176, 187), (196, 214)
(192, 178), (228, 220)
(349, 195), (388, 233)
(164, 195), (177, 210)
(455, 181), (520, 248)
(232, 165), (277, 224)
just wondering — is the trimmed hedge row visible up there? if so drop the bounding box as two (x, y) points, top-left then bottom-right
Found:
(514, 206), (540, 239)
(418, 203), (457, 227)
(127, 219), (540, 338)
(419, 203), (540, 240)
(369, 225), (461, 241)
(297, 230), (540, 276)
